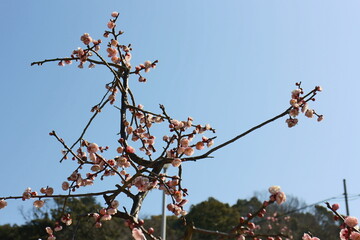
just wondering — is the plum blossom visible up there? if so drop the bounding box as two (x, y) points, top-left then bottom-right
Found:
(107, 21), (115, 29)
(195, 141), (204, 150)
(340, 228), (349, 240)
(289, 108), (299, 117)
(46, 227), (56, 240)
(80, 33), (93, 45)
(111, 12), (119, 17)
(331, 203), (340, 211)
(111, 200), (119, 208)
(33, 200), (45, 208)
(107, 47), (118, 57)
(302, 233), (320, 240)
(268, 186), (281, 195)
(350, 232), (360, 240)
(132, 228), (147, 240)
(237, 235), (245, 240)
(144, 60), (152, 72)
(22, 187), (33, 200)
(133, 176), (151, 192)
(286, 118), (298, 128)
(345, 216), (359, 228)
(269, 186), (286, 204)
(184, 147), (194, 156)
(276, 191), (286, 204)
(305, 109), (314, 118)
(61, 214), (72, 226)
(126, 145), (135, 154)
(0, 199), (7, 209)
(107, 207), (117, 215)
(180, 138), (190, 147)
(100, 214), (112, 221)
(172, 158), (182, 167)
(87, 143), (99, 153)
(54, 225), (62, 232)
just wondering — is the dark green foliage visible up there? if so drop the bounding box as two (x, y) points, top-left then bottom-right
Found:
(0, 196), (340, 240)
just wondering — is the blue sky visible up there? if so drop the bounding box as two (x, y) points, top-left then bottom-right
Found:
(1, 0), (360, 226)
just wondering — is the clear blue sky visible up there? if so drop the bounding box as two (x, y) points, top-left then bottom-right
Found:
(1, 0), (360, 225)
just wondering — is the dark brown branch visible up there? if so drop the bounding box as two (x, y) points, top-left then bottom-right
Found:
(2, 190), (118, 200)
(183, 107), (291, 162)
(31, 57), (125, 70)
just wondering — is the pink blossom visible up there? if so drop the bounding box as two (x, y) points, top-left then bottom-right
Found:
(289, 108), (299, 117)
(290, 99), (298, 107)
(107, 21), (115, 29)
(125, 52), (132, 62)
(111, 39), (118, 46)
(100, 214), (112, 221)
(61, 214), (72, 226)
(172, 158), (182, 167)
(144, 60), (152, 72)
(132, 228), (146, 240)
(177, 147), (185, 154)
(107, 47), (118, 57)
(291, 89), (301, 98)
(54, 225), (62, 232)
(87, 143), (99, 153)
(180, 138), (190, 147)
(111, 56), (120, 63)
(117, 147), (124, 153)
(316, 86), (323, 92)
(111, 12), (119, 17)
(45, 187), (54, 196)
(340, 228), (349, 240)
(91, 164), (101, 172)
(95, 221), (102, 228)
(345, 216), (358, 228)
(111, 200), (119, 208)
(207, 139), (214, 147)
(301, 102), (309, 113)
(276, 191), (286, 204)
(302, 233), (319, 240)
(302, 233), (311, 240)
(22, 187), (32, 200)
(133, 176), (151, 192)
(80, 33), (93, 45)
(305, 109), (314, 118)
(237, 235), (245, 240)
(45, 227), (53, 235)
(174, 191), (183, 202)
(126, 145), (135, 154)
(107, 207), (117, 215)
(117, 156), (129, 167)
(184, 147), (194, 156)
(331, 203), (340, 211)
(268, 186), (281, 194)
(286, 118), (298, 128)
(0, 199), (7, 209)
(33, 200), (45, 208)
(195, 141), (204, 150)
(350, 232), (360, 240)
(317, 115), (324, 122)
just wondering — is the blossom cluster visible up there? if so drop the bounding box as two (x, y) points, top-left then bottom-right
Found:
(286, 83), (323, 128)
(233, 186), (288, 240)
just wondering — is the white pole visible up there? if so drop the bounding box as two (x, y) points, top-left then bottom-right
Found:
(161, 165), (169, 240)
